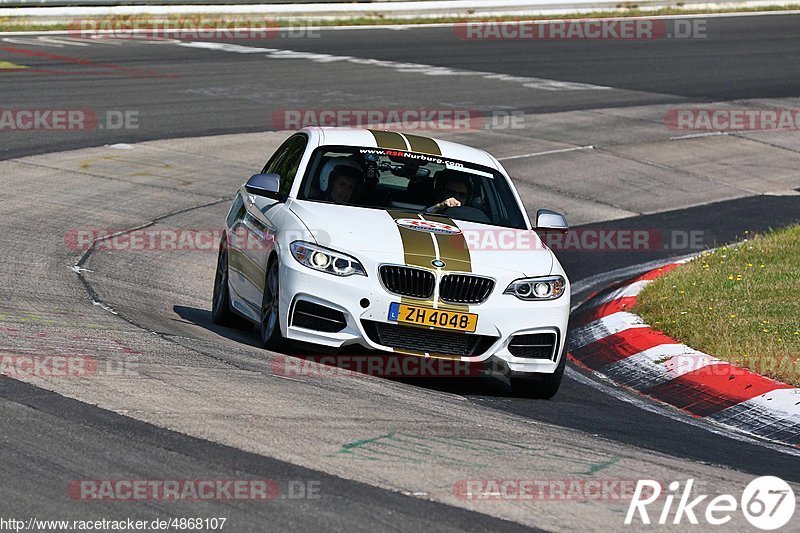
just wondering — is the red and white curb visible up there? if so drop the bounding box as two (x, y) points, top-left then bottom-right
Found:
(568, 260), (800, 447)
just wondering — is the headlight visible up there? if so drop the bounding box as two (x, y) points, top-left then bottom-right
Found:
(290, 241), (366, 277)
(504, 275), (565, 300)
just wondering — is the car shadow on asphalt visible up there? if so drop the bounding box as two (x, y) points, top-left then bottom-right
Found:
(173, 304), (264, 348)
(172, 304), (519, 398)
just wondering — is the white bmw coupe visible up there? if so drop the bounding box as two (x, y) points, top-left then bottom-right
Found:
(212, 127), (570, 397)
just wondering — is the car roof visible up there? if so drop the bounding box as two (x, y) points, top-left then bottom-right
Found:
(302, 127), (502, 171)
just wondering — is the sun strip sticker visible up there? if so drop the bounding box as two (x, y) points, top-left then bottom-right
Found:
(368, 129), (409, 151)
(402, 133), (442, 155)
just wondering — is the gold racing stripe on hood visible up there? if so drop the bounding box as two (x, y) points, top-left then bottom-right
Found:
(368, 130), (408, 151)
(387, 210), (436, 269)
(421, 214), (471, 312)
(387, 210), (434, 308)
(387, 210), (468, 312)
(402, 133), (441, 155)
(390, 212), (473, 312)
(422, 214), (472, 313)
(420, 214), (472, 273)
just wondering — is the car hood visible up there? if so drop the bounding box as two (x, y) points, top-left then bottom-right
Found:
(288, 200), (553, 277)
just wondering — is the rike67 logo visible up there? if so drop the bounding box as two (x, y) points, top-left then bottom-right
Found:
(626, 477), (795, 529)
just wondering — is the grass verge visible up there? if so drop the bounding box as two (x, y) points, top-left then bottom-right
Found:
(635, 225), (800, 386)
(1, 6), (800, 33)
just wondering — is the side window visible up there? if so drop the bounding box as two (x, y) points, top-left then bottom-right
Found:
(226, 193), (246, 228)
(274, 136), (307, 196)
(263, 150), (286, 175)
(261, 134), (308, 196)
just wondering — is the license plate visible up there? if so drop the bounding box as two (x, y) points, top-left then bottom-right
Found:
(388, 302), (477, 333)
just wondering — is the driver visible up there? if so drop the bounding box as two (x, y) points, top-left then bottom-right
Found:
(426, 175), (470, 214)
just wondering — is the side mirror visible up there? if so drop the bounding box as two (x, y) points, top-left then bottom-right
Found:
(245, 173), (281, 198)
(536, 209), (568, 231)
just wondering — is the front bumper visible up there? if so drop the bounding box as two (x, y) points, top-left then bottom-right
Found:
(278, 254), (570, 375)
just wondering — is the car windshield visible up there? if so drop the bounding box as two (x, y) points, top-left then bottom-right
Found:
(297, 145), (528, 229)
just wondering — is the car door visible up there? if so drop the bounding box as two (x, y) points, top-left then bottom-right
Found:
(236, 133), (308, 311)
(222, 192), (257, 319)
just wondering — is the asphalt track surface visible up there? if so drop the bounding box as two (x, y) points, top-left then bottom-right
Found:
(2, 14), (800, 159)
(2, 13), (800, 531)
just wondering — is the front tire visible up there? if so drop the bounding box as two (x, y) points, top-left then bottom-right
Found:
(259, 257), (285, 350)
(212, 238), (251, 329)
(510, 349), (567, 399)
